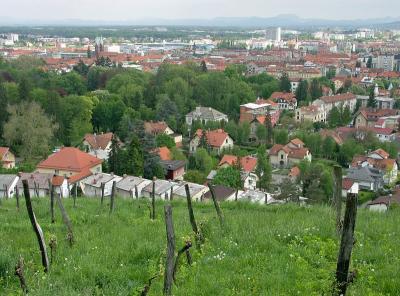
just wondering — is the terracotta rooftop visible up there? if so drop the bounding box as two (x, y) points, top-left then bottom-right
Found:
(195, 129), (230, 148)
(37, 147), (102, 172)
(84, 132), (113, 150)
(219, 155), (258, 173)
(0, 147), (10, 160)
(319, 93), (356, 104)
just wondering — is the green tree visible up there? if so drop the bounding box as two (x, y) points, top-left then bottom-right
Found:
(200, 60), (208, 72)
(126, 135), (144, 176)
(327, 106), (341, 128)
(194, 148), (214, 174)
(156, 133), (175, 149)
(274, 129), (289, 145)
(366, 56), (373, 68)
(184, 170), (206, 184)
(367, 86), (377, 108)
(295, 79), (309, 103)
(213, 166), (242, 189)
(279, 72), (292, 92)
(3, 102), (56, 160)
(255, 145), (272, 191)
(256, 124), (267, 143)
(310, 79), (322, 100)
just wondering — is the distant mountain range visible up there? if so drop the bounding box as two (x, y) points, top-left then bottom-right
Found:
(1, 14), (400, 29)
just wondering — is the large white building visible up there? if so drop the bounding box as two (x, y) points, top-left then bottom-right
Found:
(265, 27), (281, 42)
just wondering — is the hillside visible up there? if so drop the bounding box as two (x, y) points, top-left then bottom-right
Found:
(0, 198), (399, 295)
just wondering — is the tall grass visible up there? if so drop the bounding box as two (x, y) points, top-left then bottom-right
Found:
(0, 197), (399, 295)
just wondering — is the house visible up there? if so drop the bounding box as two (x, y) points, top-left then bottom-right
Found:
(17, 172), (70, 198)
(36, 147), (103, 185)
(172, 182), (209, 201)
(354, 108), (399, 128)
(185, 107), (228, 126)
(367, 193), (400, 212)
(295, 105), (326, 123)
(241, 172), (259, 190)
(346, 166), (384, 191)
(189, 129), (234, 155)
(144, 121), (182, 147)
(312, 93), (357, 114)
(0, 147), (16, 169)
(236, 189), (277, 205)
(269, 138), (312, 168)
(357, 95), (395, 110)
(0, 174), (19, 198)
(160, 160), (185, 180)
(82, 132), (114, 160)
(248, 111), (281, 143)
(288, 166), (301, 181)
(351, 149), (398, 185)
(239, 99), (280, 125)
(319, 129), (344, 145)
(204, 185), (237, 201)
(115, 175), (151, 198)
(142, 179), (176, 200)
(81, 173), (122, 197)
(218, 155), (258, 173)
(269, 92), (297, 110)
(342, 178), (359, 197)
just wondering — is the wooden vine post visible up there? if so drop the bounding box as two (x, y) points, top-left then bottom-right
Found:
(22, 180), (50, 273)
(15, 185), (20, 211)
(48, 180), (55, 224)
(109, 181), (116, 214)
(184, 184), (203, 247)
(73, 183), (78, 208)
(335, 193), (358, 296)
(163, 205), (175, 295)
(56, 193), (74, 246)
(208, 184), (224, 229)
(173, 240), (192, 282)
(334, 165), (343, 234)
(151, 178), (156, 220)
(100, 182), (105, 205)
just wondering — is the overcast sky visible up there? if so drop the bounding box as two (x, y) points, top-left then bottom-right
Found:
(2, 0), (400, 21)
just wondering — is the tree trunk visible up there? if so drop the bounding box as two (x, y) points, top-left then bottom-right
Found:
(207, 184), (224, 229)
(151, 179), (156, 220)
(15, 185), (20, 211)
(48, 180), (55, 224)
(185, 184), (203, 247)
(22, 180), (50, 273)
(163, 205), (175, 295)
(335, 193), (358, 296)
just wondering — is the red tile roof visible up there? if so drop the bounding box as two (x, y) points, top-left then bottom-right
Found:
(269, 92), (296, 103)
(84, 132), (113, 150)
(144, 121), (170, 134)
(195, 129), (230, 148)
(219, 155), (257, 173)
(289, 166), (300, 178)
(0, 147), (10, 160)
(319, 93), (356, 104)
(371, 149), (389, 159)
(51, 175), (65, 186)
(342, 178), (355, 191)
(157, 146), (171, 161)
(37, 147), (102, 172)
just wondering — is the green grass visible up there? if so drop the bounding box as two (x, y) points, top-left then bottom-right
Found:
(358, 191), (377, 205)
(0, 197), (399, 295)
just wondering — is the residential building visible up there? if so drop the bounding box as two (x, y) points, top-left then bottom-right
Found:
(81, 173), (122, 197)
(0, 174), (19, 198)
(160, 160), (186, 180)
(236, 190), (277, 205)
(357, 95), (395, 110)
(342, 178), (359, 197)
(312, 93), (357, 114)
(0, 147), (16, 169)
(204, 185), (237, 201)
(172, 182), (209, 202)
(116, 175), (152, 198)
(189, 129), (234, 155)
(144, 121), (182, 147)
(295, 105), (326, 123)
(367, 193), (400, 212)
(142, 179), (176, 200)
(185, 107), (228, 126)
(269, 92), (297, 110)
(354, 108), (399, 128)
(17, 172), (68, 198)
(36, 147), (103, 184)
(82, 132), (114, 160)
(241, 172), (259, 190)
(218, 155), (258, 173)
(269, 138), (312, 168)
(346, 166), (384, 191)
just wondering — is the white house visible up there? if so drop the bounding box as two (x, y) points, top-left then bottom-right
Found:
(81, 173), (123, 197)
(142, 179), (176, 200)
(172, 182), (209, 202)
(82, 132), (114, 160)
(0, 174), (19, 198)
(116, 175), (152, 198)
(185, 107), (228, 126)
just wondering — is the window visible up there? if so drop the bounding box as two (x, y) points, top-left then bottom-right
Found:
(281, 155), (283, 160)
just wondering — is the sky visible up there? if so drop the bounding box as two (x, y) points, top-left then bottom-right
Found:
(2, 0), (400, 21)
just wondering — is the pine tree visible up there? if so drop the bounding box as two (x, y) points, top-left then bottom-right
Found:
(255, 145), (272, 191)
(279, 72), (292, 92)
(367, 86), (377, 108)
(295, 79), (309, 103)
(127, 135), (144, 176)
(366, 56), (373, 68)
(310, 79), (322, 100)
(200, 60), (208, 72)
(108, 134), (120, 173)
(265, 111), (273, 145)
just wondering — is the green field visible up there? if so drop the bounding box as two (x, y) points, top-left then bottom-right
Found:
(0, 197), (399, 295)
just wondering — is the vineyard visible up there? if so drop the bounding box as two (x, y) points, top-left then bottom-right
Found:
(0, 197), (399, 295)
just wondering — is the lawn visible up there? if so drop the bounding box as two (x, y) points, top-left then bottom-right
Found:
(0, 197), (399, 295)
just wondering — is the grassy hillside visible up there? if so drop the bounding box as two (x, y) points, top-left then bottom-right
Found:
(0, 197), (399, 295)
